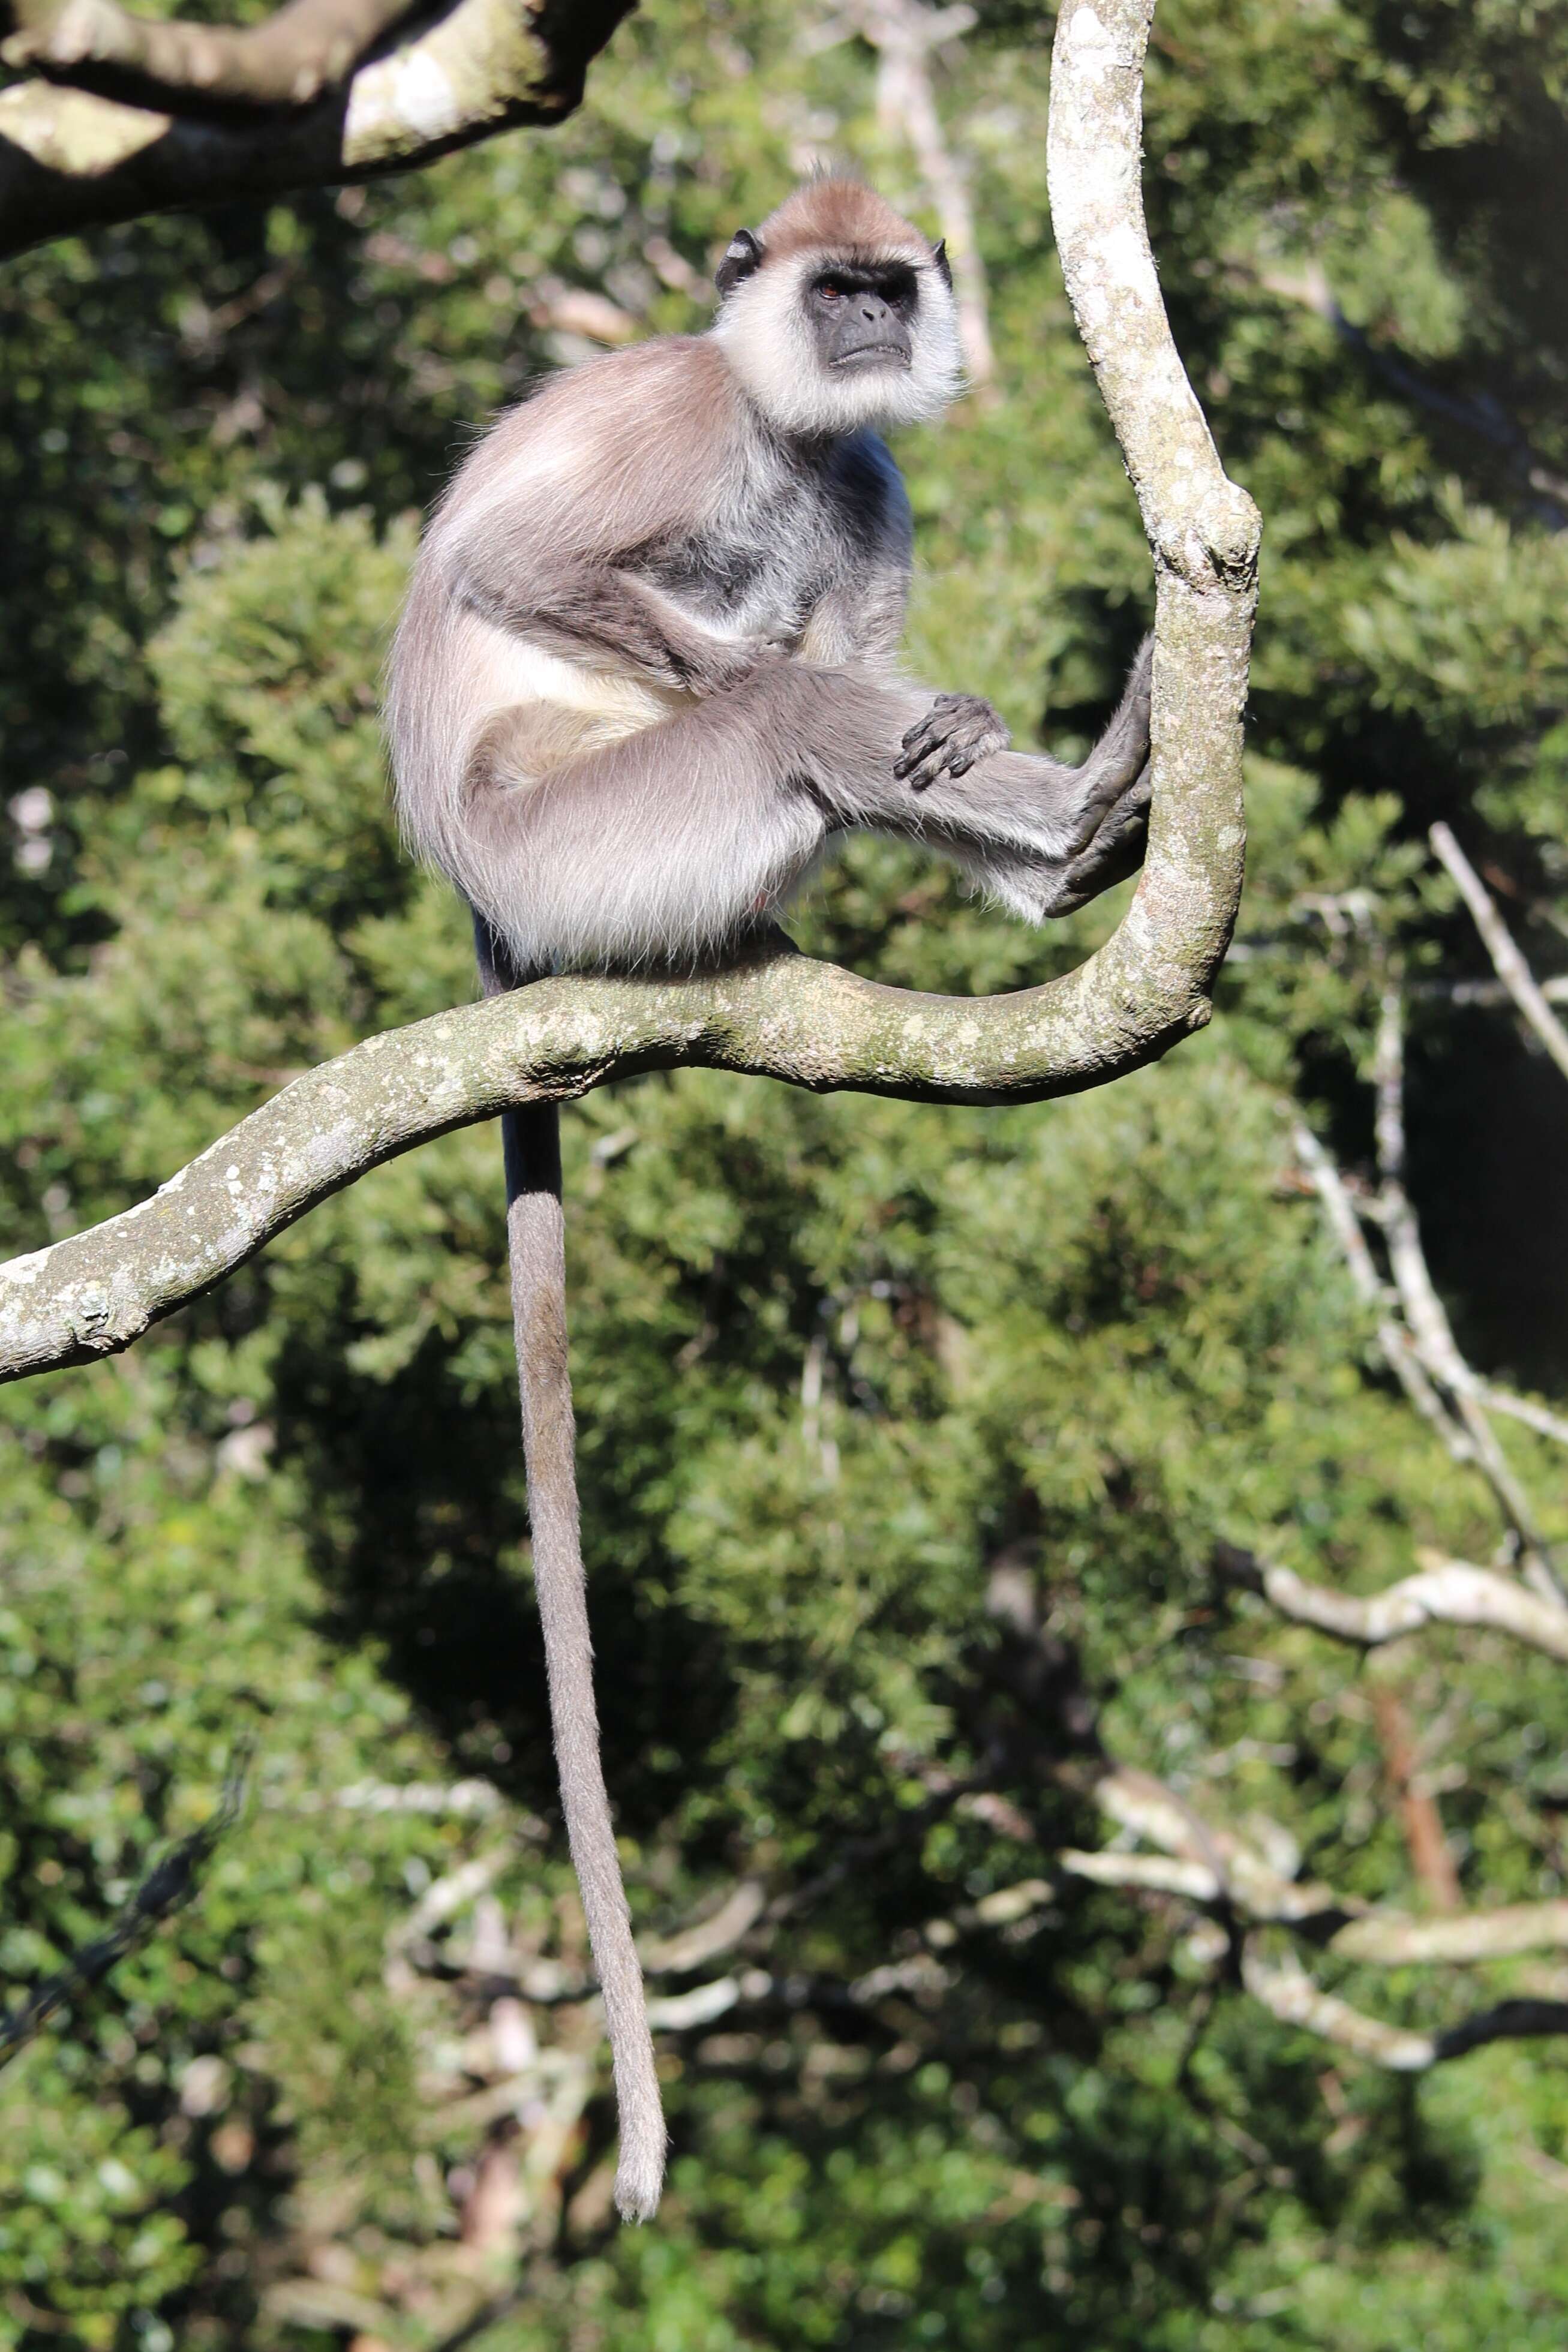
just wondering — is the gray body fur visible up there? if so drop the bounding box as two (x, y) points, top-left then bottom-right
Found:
(385, 180), (1152, 2227)
(389, 333), (1150, 972)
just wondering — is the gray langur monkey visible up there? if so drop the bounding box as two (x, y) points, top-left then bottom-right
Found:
(386, 176), (1154, 2224)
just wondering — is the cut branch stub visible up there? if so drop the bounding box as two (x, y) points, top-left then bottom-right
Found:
(1, 0), (1258, 1384)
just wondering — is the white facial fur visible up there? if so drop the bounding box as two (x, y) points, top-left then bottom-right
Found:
(714, 249), (964, 437)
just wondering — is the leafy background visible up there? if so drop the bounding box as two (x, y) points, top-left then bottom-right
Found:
(1, 0), (1567, 2341)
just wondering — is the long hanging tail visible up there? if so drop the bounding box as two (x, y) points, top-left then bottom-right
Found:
(476, 920), (667, 2223)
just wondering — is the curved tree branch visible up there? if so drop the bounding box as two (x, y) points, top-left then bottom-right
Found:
(1243, 1940), (1568, 2071)
(2, 918), (1225, 1383)
(1, 0), (1258, 1386)
(0, 0), (634, 257)
(1, 0), (417, 111)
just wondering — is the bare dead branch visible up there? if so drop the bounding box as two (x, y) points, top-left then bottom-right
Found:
(639, 1881), (767, 1974)
(1077, 1746), (1568, 1969)
(0, 0), (634, 258)
(1, 0), (414, 111)
(1371, 990), (1563, 1597)
(1470, 1381), (1568, 1454)
(1431, 821), (1568, 1086)
(1058, 1848), (1221, 1900)
(1218, 1542), (1568, 1663)
(1245, 1939), (1568, 2068)
(1293, 1114), (1568, 1485)
(1242, 1940), (1438, 2066)
(1420, 974), (1568, 1009)
(1296, 1008), (1561, 1594)
(1086, 1763), (1338, 1924)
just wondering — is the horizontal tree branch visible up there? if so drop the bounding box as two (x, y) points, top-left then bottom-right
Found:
(1332, 1902), (1568, 1967)
(0, 0), (634, 257)
(1243, 1939), (1568, 2069)
(1079, 1751), (1568, 1965)
(0, 904), (1233, 1386)
(1, 0), (414, 110)
(1217, 1542), (1568, 1663)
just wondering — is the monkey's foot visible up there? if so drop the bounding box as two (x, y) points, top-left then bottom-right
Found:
(895, 693), (1011, 789)
(1040, 759), (1152, 917)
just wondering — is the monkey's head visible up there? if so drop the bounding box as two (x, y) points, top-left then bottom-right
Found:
(712, 176), (963, 437)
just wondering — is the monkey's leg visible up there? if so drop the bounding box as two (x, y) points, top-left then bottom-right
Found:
(465, 648), (1150, 971)
(474, 917), (668, 2222)
(464, 695), (829, 971)
(779, 639), (1155, 924)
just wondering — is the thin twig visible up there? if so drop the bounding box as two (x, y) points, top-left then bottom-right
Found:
(851, 0), (995, 387)
(1430, 823), (1568, 1085)
(0, 1742), (252, 2066)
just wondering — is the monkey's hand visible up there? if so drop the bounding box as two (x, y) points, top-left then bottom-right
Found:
(894, 693), (1011, 790)
(678, 633), (787, 696)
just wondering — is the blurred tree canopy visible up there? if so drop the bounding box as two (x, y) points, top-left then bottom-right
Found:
(1, 0), (1566, 2343)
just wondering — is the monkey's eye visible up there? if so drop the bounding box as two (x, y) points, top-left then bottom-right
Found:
(816, 277), (846, 301)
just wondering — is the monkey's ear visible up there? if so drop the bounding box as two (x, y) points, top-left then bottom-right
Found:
(716, 227), (765, 298)
(932, 238), (953, 290)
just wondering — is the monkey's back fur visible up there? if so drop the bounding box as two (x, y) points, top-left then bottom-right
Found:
(389, 333), (917, 971)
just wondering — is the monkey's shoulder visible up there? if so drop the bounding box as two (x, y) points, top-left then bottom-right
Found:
(494, 335), (737, 458)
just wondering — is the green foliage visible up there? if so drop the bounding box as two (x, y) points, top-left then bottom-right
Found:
(2, 0), (1567, 2342)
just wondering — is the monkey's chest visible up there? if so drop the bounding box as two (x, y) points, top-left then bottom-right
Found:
(645, 490), (851, 643)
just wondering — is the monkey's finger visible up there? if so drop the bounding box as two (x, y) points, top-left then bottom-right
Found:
(901, 747), (956, 791)
(894, 725), (950, 782)
(897, 708), (949, 755)
(1067, 752), (1152, 850)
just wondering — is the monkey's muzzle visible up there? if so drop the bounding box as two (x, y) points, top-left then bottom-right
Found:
(825, 295), (912, 373)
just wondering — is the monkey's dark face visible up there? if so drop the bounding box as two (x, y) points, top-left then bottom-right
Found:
(714, 200), (962, 437)
(805, 266), (918, 378)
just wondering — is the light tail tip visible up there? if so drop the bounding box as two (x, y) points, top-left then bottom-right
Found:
(614, 2140), (666, 2224)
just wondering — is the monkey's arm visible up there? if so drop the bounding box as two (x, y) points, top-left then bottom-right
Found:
(453, 548), (766, 696)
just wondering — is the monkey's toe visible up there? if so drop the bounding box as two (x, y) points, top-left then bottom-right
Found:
(1054, 767), (1151, 910)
